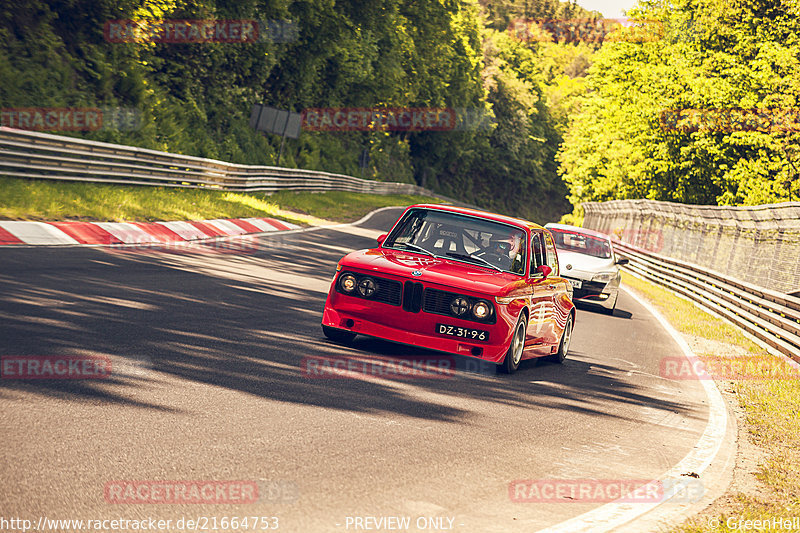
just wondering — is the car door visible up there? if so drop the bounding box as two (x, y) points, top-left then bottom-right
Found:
(543, 230), (571, 348)
(525, 230), (554, 354)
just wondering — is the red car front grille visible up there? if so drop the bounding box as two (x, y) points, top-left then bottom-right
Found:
(423, 287), (496, 324)
(402, 281), (424, 313)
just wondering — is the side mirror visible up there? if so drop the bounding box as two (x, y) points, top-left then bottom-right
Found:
(616, 258), (629, 265)
(535, 264), (552, 278)
(377, 234), (388, 246)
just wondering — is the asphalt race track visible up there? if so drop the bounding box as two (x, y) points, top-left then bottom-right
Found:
(0, 208), (723, 532)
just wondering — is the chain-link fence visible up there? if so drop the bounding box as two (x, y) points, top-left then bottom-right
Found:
(582, 199), (800, 296)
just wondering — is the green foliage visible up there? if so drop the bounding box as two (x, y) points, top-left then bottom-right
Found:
(558, 0), (800, 217)
(0, 0), (587, 223)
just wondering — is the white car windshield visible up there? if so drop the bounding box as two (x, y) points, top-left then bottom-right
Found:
(550, 229), (612, 259)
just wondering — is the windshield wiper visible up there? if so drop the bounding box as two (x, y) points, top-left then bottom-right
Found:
(393, 242), (435, 256)
(445, 252), (502, 271)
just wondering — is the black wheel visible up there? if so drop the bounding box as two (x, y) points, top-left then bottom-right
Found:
(498, 314), (527, 374)
(548, 313), (573, 364)
(322, 324), (356, 343)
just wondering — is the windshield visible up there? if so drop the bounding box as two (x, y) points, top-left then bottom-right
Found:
(550, 229), (612, 259)
(384, 209), (527, 274)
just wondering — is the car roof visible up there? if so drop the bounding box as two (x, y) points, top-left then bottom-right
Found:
(409, 204), (545, 231)
(544, 222), (612, 241)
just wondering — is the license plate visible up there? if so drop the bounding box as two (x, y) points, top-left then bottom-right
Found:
(568, 279), (582, 289)
(436, 324), (489, 342)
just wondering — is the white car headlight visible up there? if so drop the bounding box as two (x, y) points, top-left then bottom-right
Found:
(592, 272), (616, 284)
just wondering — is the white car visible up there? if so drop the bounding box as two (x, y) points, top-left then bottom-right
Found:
(544, 223), (628, 314)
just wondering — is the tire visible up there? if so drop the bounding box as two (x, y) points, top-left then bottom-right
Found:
(322, 324), (356, 344)
(497, 314), (527, 374)
(548, 313), (573, 364)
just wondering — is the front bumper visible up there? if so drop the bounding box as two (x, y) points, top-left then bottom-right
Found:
(322, 292), (515, 363)
(565, 277), (619, 309)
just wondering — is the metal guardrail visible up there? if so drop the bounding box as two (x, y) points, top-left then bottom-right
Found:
(0, 127), (446, 197)
(614, 239), (800, 364)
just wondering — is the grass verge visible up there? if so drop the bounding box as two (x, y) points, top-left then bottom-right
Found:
(0, 177), (442, 224)
(621, 272), (800, 532)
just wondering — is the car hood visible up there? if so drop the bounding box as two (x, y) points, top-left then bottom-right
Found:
(339, 249), (524, 296)
(556, 250), (617, 276)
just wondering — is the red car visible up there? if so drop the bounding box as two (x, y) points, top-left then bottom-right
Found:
(321, 204), (575, 373)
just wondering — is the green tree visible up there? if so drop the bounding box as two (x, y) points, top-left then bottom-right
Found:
(557, 0), (800, 220)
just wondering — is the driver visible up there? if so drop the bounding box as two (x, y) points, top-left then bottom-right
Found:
(487, 233), (523, 271)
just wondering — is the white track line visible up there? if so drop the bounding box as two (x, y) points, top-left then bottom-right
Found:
(537, 287), (728, 533)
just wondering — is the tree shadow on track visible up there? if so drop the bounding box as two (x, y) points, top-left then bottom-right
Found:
(0, 213), (701, 426)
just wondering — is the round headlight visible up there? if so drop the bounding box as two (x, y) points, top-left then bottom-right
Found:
(472, 300), (491, 320)
(339, 273), (357, 293)
(357, 277), (377, 297)
(450, 297), (470, 316)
